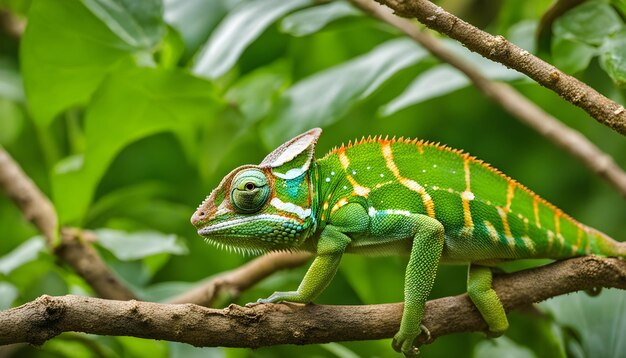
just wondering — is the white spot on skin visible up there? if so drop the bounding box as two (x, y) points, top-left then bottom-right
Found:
(325, 177), (330, 182)
(352, 170), (357, 175)
(422, 169), (426, 173)
(331, 171), (335, 175)
(343, 186), (347, 190)
(380, 173), (384, 177)
(461, 191), (475, 201)
(368, 207), (412, 217)
(433, 164), (437, 168)
(367, 166), (371, 170)
(273, 167), (305, 180)
(432, 186), (439, 190)
(270, 197), (311, 220)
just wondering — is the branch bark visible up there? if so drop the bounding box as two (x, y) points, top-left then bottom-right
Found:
(0, 146), (136, 301)
(373, 0), (626, 136)
(1, 256), (624, 348)
(353, 0), (626, 200)
(167, 251), (311, 306)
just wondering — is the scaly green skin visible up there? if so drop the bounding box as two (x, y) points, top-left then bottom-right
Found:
(191, 128), (625, 356)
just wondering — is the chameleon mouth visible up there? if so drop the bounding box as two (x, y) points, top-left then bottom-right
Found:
(196, 214), (295, 236)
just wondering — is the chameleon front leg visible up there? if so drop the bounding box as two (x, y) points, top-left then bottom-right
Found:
(467, 264), (508, 336)
(256, 225), (350, 304)
(257, 203), (366, 304)
(391, 215), (445, 356)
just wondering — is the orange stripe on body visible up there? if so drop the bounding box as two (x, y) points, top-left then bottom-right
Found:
(381, 142), (435, 218)
(337, 148), (370, 197)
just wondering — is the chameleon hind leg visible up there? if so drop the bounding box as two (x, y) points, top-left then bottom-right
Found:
(383, 215), (444, 357)
(467, 264), (509, 336)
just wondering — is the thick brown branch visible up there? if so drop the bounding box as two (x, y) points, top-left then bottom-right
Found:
(167, 251), (312, 306)
(1, 257), (624, 347)
(354, 0), (626, 199)
(373, 0), (626, 136)
(0, 146), (136, 301)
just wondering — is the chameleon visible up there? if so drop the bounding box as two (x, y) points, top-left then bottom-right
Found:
(191, 128), (625, 355)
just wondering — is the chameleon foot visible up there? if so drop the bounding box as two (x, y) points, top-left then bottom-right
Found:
(392, 325), (430, 357)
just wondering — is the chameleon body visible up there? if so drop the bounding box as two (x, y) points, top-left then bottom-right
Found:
(191, 128), (625, 355)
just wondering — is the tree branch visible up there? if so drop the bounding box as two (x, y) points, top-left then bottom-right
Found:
(167, 251), (311, 306)
(0, 146), (136, 301)
(353, 0), (626, 200)
(373, 0), (626, 136)
(2, 256), (624, 348)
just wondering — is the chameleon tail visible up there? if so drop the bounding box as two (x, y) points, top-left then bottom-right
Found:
(590, 230), (626, 258)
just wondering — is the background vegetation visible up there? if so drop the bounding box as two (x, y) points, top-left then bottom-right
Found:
(1, 0), (625, 356)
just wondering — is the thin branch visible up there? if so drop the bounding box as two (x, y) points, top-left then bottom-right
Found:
(354, 0), (626, 199)
(1, 257), (624, 348)
(0, 146), (58, 243)
(373, 0), (626, 136)
(0, 146), (136, 301)
(167, 251), (312, 306)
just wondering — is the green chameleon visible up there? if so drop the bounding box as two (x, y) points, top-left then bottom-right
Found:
(191, 128), (625, 355)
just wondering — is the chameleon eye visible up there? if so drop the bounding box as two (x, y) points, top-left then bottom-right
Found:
(231, 169), (270, 213)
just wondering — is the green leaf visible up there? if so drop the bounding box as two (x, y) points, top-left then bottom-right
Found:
(474, 336), (537, 358)
(552, 37), (597, 74)
(225, 60), (291, 122)
(0, 99), (25, 146)
(168, 342), (224, 358)
(0, 282), (18, 310)
(81, 0), (165, 49)
(163, 0), (229, 58)
(381, 40), (523, 116)
(0, 237), (45, 275)
(261, 38), (429, 147)
(540, 289), (626, 357)
(600, 30), (626, 87)
(20, 0), (146, 127)
(191, 0), (313, 79)
(553, 2), (623, 46)
(0, 57), (23, 101)
(115, 336), (168, 358)
(95, 229), (187, 260)
(51, 67), (219, 224)
(280, 1), (361, 37)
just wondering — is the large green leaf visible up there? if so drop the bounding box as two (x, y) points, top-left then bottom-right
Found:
(21, 0), (165, 127)
(0, 57), (23, 102)
(553, 1), (623, 46)
(95, 229), (187, 260)
(261, 38), (429, 147)
(600, 30), (626, 87)
(51, 68), (219, 224)
(473, 336), (537, 358)
(191, 0), (313, 79)
(552, 37), (597, 74)
(163, 0), (230, 58)
(541, 289), (626, 357)
(0, 282), (18, 310)
(82, 0), (164, 49)
(381, 40), (524, 116)
(0, 237), (45, 275)
(280, 1), (361, 37)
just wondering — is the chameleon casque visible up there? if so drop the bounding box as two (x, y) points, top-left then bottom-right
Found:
(191, 128), (625, 355)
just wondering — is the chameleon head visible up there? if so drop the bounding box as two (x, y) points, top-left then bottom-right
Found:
(191, 128), (322, 254)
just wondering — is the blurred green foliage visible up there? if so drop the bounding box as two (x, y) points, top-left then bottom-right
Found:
(1, 0), (626, 357)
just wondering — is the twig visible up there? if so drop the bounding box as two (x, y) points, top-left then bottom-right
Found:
(1, 256), (624, 347)
(354, 0), (626, 199)
(167, 251), (312, 306)
(0, 146), (136, 300)
(373, 0), (626, 136)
